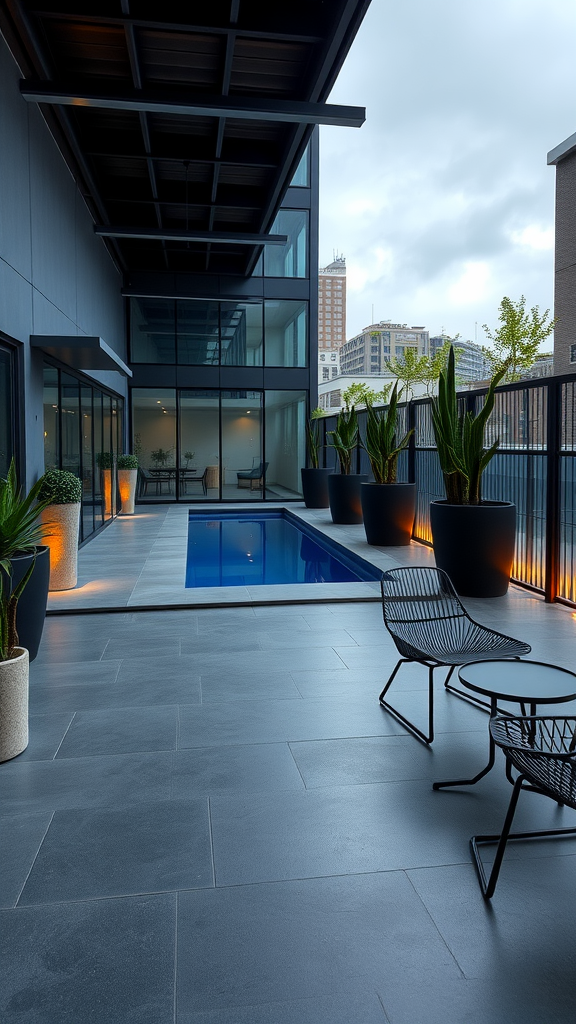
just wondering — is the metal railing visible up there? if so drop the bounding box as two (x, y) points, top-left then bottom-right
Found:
(319, 374), (576, 605)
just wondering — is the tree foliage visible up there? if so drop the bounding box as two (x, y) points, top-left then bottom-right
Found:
(341, 382), (391, 409)
(482, 296), (555, 382)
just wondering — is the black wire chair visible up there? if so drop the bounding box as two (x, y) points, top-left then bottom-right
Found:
(471, 715), (576, 898)
(379, 567), (531, 744)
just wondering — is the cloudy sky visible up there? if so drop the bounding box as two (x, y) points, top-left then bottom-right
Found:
(319, 0), (576, 347)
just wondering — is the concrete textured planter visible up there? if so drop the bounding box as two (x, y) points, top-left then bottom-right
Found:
(41, 502), (81, 590)
(118, 468), (138, 514)
(0, 647), (29, 762)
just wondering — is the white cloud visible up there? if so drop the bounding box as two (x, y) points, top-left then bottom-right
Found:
(510, 226), (554, 251)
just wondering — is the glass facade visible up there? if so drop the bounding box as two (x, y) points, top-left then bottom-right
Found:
(130, 298), (306, 367)
(0, 342), (15, 477)
(132, 388), (306, 502)
(264, 210), (308, 278)
(43, 365), (124, 541)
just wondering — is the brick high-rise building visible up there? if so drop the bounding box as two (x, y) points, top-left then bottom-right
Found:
(318, 256), (346, 352)
(548, 132), (576, 375)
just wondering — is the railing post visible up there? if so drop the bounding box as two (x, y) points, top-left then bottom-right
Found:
(545, 379), (561, 602)
(408, 397), (416, 483)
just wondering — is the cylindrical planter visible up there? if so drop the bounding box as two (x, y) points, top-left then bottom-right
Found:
(361, 482), (416, 546)
(328, 474), (368, 525)
(6, 547), (50, 661)
(118, 468), (138, 515)
(301, 468), (330, 509)
(40, 502), (81, 591)
(0, 647), (29, 762)
(430, 500), (516, 598)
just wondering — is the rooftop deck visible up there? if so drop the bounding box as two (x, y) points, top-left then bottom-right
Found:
(3, 506), (576, 1023)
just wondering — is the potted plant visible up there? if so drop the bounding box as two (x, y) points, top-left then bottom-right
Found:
(150, 447), (173, 468)
(0, 459), (51, 664)
(0, 568), (32, 761)
(327, 404), (367, 524)
(301, 409), (330, 508)
(97, 451), (114, 516)
(117, 454), (139, 515)
(430, 345), (513, 596)
(183, 451), (195, 469)
(360, 382), (415, 545)
(38, 470), (82, 591)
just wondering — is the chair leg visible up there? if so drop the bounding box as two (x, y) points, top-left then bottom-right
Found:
(379, 659), (435, 745)
(470, 774), (576, 898)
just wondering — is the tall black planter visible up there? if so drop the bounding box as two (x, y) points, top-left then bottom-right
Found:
(361, 483), (416, 546)
(300, 468), (330, 509)
(8, 547), (50, 661)
(328, 474), (368, 525)
(430, 500), (516, 598)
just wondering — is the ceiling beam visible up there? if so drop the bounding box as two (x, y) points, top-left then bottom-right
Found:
(20, 82), (366, 127)
(94, 226), (288, 245)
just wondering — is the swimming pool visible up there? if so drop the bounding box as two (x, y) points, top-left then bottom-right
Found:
(185, 510), (382, 588)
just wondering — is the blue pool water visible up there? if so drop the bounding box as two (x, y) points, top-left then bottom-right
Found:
(185, 510), (381, 588)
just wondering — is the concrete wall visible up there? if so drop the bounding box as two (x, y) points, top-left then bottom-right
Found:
(553, 149), (576, 376)
(0, 35), (126, 484)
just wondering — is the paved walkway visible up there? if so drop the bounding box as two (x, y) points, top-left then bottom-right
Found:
(3, 505), (576, 1023)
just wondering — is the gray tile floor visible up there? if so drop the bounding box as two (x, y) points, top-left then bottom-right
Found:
(3, 505), (576, 1022)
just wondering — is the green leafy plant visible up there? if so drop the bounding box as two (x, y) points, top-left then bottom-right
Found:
(150, 447), (173, 467)
(361, 382), (413, 484)
(97, 451), (113, 470)
(0, 460), (51, 661)
(38, 470), (82, 505)
(328, 405), (359, 475)
(117, 454), (139, 470)
(431, 346), (507, 505)
(482, 295), (555, 382)
(183, 451), (195, 469)
(305, 410), (325, 469)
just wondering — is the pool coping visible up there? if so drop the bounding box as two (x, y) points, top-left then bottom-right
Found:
(46, 502), (437, 613)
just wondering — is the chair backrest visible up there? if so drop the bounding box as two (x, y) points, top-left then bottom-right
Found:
(380, 567), (466, 631)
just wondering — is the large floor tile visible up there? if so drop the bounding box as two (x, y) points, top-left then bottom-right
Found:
(176, 872), (459, 1015)
(171, 743), (305, 798)
(19, 799), (212, 904)
(15, 712), (74, 761)
(0, 894), (175, 1023)
(177, 988), (388, 1023)
(56, 705), (178, 758)
(0, 812), (53, 908)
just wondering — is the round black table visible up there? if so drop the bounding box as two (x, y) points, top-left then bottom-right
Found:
(433, 659), (576, 790)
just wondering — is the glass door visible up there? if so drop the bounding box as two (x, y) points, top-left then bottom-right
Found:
(221, 391), (263, 499)
(178, 391), (220, 500)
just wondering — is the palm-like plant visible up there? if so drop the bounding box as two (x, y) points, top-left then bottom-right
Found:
(431, 346), (507, 504)
(305, 411), (324, 469)
(0, 460), (50, 661)
(362, 382), (413, 484)
(328, 405), (359, 475)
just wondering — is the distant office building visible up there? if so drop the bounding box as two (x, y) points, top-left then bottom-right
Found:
(318, 349), (340, 384)
(318, 256), (346, 351)
(429, 336), (492, 382)
(318, 373), (430, 413)
(340, 322), (429, 375)
(548, 132), (576, 375)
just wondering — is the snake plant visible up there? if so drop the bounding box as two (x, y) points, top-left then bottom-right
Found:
(361, 382), (413, 484)
(328, 405), (359, 475)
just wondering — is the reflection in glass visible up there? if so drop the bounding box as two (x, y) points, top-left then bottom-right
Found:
(290, 146), (310, 187)
(130, 297), (176, 363)
(131, 389), (177, 498)
(0, 347), (14, 476)
(61, 374), (80, 478)
(265, 391), (306, 498)
(93, 392), (104, 531)
(81, 385), (94, 539)
(265, 301), (307, 366)
(43, 366), (60, 471)
(264, 210), (308, 278)
(221, 391), (262, 500)
(177, 301), (219, 365)
(220, 303), (263, 366)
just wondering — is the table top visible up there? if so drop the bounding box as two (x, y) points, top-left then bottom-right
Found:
(458, 659), (576, 704)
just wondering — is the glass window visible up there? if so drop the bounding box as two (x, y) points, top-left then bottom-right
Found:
(179, 391), (220, 500)
(131, 389), (177, 499)
(222, 391), (263, 500)
(220, 303), (263, 366)
(265, 300), (307, 367)
(130, 298), (176, 363)
(177, 300), (219, 365)
(264, 210), (308, 278)
(265, 391), (306, 498)
(0, 345), (14, 477)
(571, 344), (576, 364)
(43, 366), (60, 472)
(81, 385), (94, 539)
(61, 374), (81, 478)
(290, 147), (309, 187)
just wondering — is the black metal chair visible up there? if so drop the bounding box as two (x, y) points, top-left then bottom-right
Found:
(471, 715), (576, 897)
(182, 468), (208, 496)
(378, 567), (531, 744)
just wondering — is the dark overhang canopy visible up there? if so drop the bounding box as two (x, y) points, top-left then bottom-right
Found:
(31, 335), (133, 377)
(1, 0), (370, 278)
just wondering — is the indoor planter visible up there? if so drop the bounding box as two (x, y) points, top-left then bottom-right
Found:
(0, 459), (51, 663)
(38, 470), (82, 591)
(360, 382), (415, 545)
(430, 347), (513, 597)
(301, 411), (330, 509)
(97, 451), (114, 516)
(327, 405), (367, 524)
(117, 454), (139, 514)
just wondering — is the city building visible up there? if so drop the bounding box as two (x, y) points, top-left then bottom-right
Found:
(429, 336), (492, 382)
(318, 255), (347, 352)
(318, 349), (341, 385)
(318, 372), (430, 412)
(0, 3), (370, 524)
(548, 131), (576, 376)
(340, 321), (429, 375)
